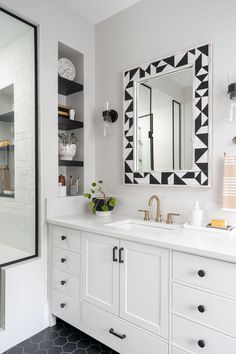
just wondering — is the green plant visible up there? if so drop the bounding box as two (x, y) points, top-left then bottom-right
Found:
(84, 180), (116, 213)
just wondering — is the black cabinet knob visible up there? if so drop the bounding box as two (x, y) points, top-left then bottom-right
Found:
(61, 235), (67, 240)
(61, 280), (66, 286)
(198, 305), (205, 313)
(198, 340), (206, 348)
(61, 258), (66, 263)
(60, 303), (66, 308)
(198, 270), (205, 277)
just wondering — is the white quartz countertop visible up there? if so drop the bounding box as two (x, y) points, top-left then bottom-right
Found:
(47, 213), (236, 263)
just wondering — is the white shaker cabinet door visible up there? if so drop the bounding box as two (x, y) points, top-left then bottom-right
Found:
(119, 240), (169, 338)
(81, 232), (120, 315)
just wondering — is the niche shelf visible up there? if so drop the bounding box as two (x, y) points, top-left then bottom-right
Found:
(58, 116), (83, 131)
(58, 76), (83, 96)
(59, 160), (84, 167)
(58, 42), (84, 197)
(0, 111), (14, 122)
(0, 85), (15, 200)
(0, 192), (14, 198)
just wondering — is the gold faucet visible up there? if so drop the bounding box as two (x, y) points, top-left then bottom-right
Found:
(166, 212), (180, 224)
(138, 209), (150, 221)
(148, 195), (162, 222)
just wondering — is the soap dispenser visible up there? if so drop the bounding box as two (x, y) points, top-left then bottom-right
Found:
(191, 201), (203, 227)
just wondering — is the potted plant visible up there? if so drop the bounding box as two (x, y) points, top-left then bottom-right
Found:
(58, 132), (78, 160)
(84, 180), (116, 216)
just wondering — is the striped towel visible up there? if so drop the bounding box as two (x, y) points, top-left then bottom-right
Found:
(222, 155), (236, 210)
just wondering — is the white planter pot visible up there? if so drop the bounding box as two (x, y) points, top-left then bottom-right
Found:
(59, 143), (77, 160)
(95, 211), (112, 217)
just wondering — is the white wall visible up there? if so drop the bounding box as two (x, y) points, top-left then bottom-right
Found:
(182, 86), (193, 169)
(95, 0), (236, 224)
(0, 0), (95, 351)
(151, 78), (185, 170)
(152, 89), (173, 169)
(0, 260), (47, 351)
(0, 91), (13, 115)
(137, 84), (151, 170)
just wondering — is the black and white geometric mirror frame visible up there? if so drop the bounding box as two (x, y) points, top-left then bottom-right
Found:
(123, 44), (212, 187)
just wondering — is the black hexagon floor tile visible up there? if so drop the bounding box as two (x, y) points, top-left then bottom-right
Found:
(7, 347), (23, 354)
(54, 337), (67, 346)
(4, 319), (119, 354)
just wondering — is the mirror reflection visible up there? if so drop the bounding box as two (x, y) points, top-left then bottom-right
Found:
(0, 84), (14, 197)
(0, 9), (37, 266)
(136, 67), (193, 171)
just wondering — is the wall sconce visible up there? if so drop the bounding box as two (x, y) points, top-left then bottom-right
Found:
(223, 71), (236, 123)
(99, 102), (118, 138)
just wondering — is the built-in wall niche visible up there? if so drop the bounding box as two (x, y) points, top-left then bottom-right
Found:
(0, 84), (14, 198)
(58, 42), (84, 197)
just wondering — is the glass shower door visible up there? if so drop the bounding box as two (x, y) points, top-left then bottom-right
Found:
(0, 8), (38, 266)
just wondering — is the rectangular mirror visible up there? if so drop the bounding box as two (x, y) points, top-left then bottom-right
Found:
(124, 44), (211, 187)
(0, 8), (38, 266)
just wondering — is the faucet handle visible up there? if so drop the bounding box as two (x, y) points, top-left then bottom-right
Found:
(166, 213), (180, 224)
(138, 209), (150, 221)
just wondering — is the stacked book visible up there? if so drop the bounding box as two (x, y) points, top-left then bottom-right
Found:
(58, 104), (70, 119)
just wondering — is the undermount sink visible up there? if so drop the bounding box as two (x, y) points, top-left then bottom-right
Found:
(106, 219), (177, 234)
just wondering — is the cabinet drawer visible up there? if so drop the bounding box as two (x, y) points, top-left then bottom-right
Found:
(172, 346), (190, 354)
(51, 290), (80, 322)
(173, 315), (236, 354)
(52, 268), (80, 299)
(52, 225), (80, 252)
(173, 252), (236, 297)
(173, 283), (236, 336)
(81, 302), (168, 354)
(52, 247), (80, 276)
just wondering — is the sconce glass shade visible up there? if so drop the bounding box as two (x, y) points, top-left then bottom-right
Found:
(223, 97), (236, 122)
(223, 71), (236, 122)
(99, 114), (114, 138)
(99, 102), (118, 138)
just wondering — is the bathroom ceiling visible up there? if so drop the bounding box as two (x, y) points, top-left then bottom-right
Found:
(59, 0), (142, 24)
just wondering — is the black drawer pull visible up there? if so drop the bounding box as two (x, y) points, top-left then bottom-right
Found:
(198, 305), (205, 313)
(198, 270), (205, 278)
(60, 303), (66, 308)
(113, 246), (118, 262)
(61, 280), (66, 286)
(119, 248), (124, 263)
(198, 340), (206, 348)
(109, 328), (126, 339)
(61, 235), (67, 240)
(61, 258), (66, 263)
